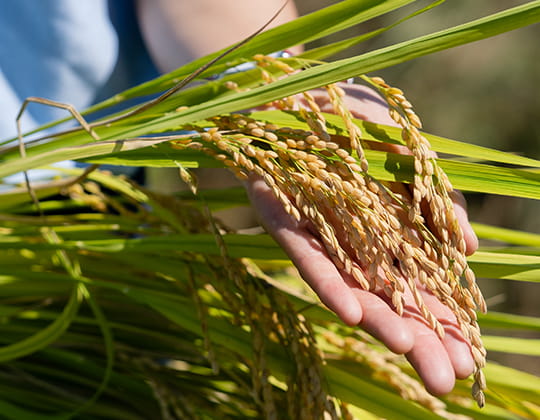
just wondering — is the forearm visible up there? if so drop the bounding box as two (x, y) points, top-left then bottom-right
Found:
(136, 0), (299, 73)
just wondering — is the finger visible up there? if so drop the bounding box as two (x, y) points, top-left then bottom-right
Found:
(405, 328), (456, 396)
(350, 288), (414, 354)
(283, 233), (364, 326)
(403, 287), (475, 395)
(440, 323), (475, 380)
(419, 290), (475, 380)
(245, 177), (363, 325)
(400, 288), (459, 395)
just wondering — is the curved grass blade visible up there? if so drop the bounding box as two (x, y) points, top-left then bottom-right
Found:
(0, 284), (82, 362)
(67, 285), (115, 419)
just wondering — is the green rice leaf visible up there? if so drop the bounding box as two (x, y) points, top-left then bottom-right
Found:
(483, 335), (540, 356)
(323, 363), (443, 420)
(473, 223), (540, 246)
(61, 233), (287, 260)
(300, 0), (447, 61)
(478, 311), (540, 332)
(468, 251), (540, 282)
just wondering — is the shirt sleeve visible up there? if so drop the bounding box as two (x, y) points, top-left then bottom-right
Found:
(0, 0), (118, 141)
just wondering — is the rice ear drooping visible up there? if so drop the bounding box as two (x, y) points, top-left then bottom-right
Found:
(172, 56), (487, 407)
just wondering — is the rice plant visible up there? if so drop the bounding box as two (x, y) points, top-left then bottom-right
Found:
(0, 1), (539, 419)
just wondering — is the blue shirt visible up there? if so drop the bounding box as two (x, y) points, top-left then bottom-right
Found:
(0, 0), (158, 142)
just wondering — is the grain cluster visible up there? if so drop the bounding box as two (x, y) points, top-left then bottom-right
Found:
(172, 56), (487, 407)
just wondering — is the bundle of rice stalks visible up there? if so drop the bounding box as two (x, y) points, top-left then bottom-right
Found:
(171, 57), (487, 407)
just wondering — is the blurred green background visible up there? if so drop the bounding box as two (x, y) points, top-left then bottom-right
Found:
(296, 0), (540, 373)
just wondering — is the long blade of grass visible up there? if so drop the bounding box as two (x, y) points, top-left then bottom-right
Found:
(252, 111), (540, 168)
(4, 142), (539, 202)
(472, 223), (540, 246)
(482, 335), (540, 356)
(478, 311), (540, 332)
(80, 111), (540, 169)
(298, 0), (447, 61)
(86, 0), (420, 106)
(468, 251), (540, 283)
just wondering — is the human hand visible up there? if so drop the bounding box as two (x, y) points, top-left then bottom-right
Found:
(246, 83), (479, 396)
